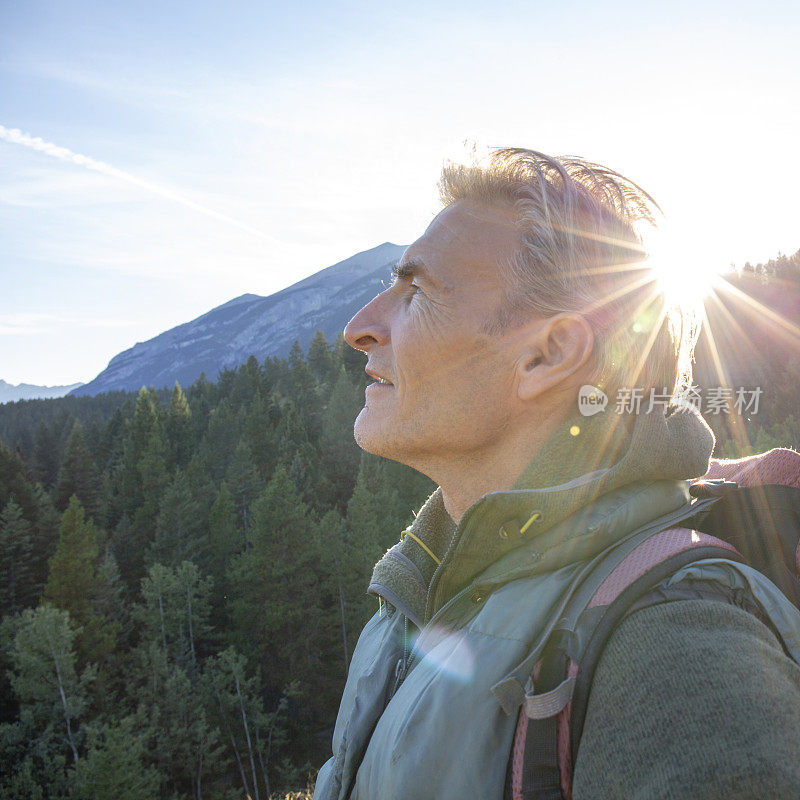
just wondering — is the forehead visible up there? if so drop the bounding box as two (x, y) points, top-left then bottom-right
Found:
(403, 200), (520, 287)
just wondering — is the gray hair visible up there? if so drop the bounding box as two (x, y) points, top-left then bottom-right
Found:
(438, 147), (698, 408)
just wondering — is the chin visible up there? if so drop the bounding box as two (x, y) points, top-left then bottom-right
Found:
(353, 410), (404, 461)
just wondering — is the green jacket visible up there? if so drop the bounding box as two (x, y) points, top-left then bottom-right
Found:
(314, 409), (800, 799)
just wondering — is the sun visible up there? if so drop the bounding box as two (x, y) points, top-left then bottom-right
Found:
(639, 223), (728, 310)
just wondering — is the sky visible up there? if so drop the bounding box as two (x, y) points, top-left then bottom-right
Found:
(1, 0), (798, 386)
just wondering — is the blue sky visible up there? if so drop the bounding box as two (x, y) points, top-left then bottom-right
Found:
(1, 0), (798, 385)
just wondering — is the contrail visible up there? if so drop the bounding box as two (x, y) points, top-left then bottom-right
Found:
(0, 125), (282, 245)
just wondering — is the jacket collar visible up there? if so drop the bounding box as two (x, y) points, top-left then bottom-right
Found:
(369, 404), (715, 626)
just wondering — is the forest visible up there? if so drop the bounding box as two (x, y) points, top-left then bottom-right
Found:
(0, 333), (434, 799)
(0, 250), (798, 799)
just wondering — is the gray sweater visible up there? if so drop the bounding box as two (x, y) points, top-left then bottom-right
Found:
(574, 599), (800, 798)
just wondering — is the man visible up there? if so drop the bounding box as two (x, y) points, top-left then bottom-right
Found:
(313, 149), (800, 799)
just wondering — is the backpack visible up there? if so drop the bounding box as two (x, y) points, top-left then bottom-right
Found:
(506, 447), (800, 800)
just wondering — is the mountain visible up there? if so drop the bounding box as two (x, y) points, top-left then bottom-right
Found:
(72, 242), (405, 397)
(0, 379), (85, 404)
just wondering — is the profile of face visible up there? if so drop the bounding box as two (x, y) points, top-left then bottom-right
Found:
(343, 200), (537, 468)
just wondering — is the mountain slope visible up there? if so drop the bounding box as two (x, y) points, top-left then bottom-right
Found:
(0, 380), (85, 404)
(72, 242), (404, 396)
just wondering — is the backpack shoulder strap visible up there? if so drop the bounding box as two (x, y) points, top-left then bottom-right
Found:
(508, 447), (800, 800)
(568, 534), (743, 769)
(506, 528), (740, 800)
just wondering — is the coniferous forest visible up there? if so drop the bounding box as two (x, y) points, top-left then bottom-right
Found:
(0, 251), (798, 799)
(0, 332), (435, 799)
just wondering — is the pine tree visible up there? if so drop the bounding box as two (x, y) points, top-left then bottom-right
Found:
(141, 665), (227, 800)
(286, 340), (319, 426)
(318, 368), (365, 511)
(307, 330), (335, 385)
(225, 439), (261, 540)
(227, 468), (322, 690)
(149, 470), (206, 569)
(166, 382), (193, 469)
(137, 561), (213, 675)
(0, 442), (60, 601)
(68, 716), (159, 800)
(32, 421), (61, 490)
(43, 497), (117, 664)
(208, 481), (238, 620)
(54, 421), (102, 522)
(0, 499), (34, 615)
(243, 389), (278, 477)
(44, 497), (99, 624)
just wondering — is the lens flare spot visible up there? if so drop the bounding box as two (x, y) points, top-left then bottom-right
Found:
(413, 626), (475, 684)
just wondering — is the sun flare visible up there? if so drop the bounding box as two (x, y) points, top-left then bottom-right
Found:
(640, 224), (728, 310)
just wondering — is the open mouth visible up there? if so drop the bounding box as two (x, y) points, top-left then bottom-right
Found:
(366, 369), (393, 386)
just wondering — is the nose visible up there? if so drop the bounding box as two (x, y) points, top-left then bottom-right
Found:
(344, 292), (390, 352)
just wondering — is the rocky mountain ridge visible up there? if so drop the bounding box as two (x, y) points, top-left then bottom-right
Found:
(72, 242), (405, 396)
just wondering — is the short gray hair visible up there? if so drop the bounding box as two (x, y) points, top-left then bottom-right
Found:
(438, 147), (697, 409)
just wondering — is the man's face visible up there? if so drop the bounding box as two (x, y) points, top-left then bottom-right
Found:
(344, 200), (528, 466)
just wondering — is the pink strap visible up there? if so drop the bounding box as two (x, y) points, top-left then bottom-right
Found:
(703, 447), (800, 572)
(590, 528), (738, 608)
(702, 447), (800, 489)
(510, 660), (576, 800)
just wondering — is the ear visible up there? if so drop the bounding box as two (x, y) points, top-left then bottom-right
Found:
(516, 313), (594, 401)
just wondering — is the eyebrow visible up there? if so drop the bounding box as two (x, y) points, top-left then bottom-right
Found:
(391, 257), (433, 283)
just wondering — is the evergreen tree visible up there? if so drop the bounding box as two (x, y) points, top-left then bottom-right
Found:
(149, 470), (206, 569)
(225, 439), (261, 540)
(307, 330), (335, 385)
(346, 455), (409, 590)
(227, 468), (322, 690)
(43, 497), (117, 664)
(0, 499), (34, 615)
(199, 398), (243, 482)
(68, 715), (159, 800)
(208, 481), (238, 620)
(231, 355), (264, 410)
(43, 498), (99, 624)
(243, 389), (278, 477)
(54, 421), (102, 522)
(137, 561), (213, 675)
(313, 509), (360, 691)
(0, 442), (60, 600)
(166, 382), (193, 469)
(318, 368), (365, 511)
(32, 421), (62, 490)
(286, 340), (319, 426)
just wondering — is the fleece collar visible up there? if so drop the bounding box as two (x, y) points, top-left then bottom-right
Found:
(369, 405), (715, 627)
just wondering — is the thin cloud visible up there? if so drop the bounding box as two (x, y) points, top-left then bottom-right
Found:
(0, 311), (143, 336)
(0, 125), (283, 246)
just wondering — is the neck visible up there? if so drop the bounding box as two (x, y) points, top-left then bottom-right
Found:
(418, 407), (567, 523)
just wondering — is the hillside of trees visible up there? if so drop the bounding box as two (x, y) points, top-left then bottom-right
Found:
(0, 332), (434, 799)
(0, 248), (797, 799)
